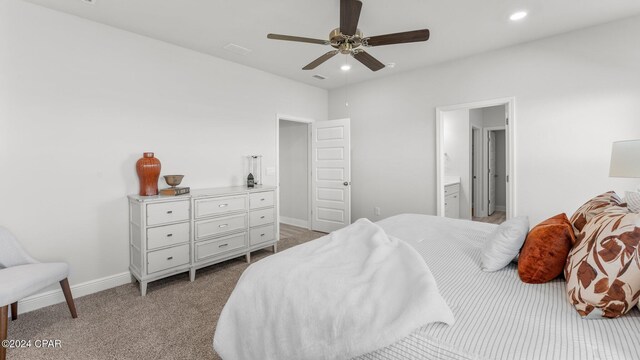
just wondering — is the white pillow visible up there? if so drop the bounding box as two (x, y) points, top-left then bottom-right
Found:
(625, 191), (640, 213)
(481, 216), (529, 272)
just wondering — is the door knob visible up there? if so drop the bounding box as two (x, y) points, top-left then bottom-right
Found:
(343, 182), (349, 186)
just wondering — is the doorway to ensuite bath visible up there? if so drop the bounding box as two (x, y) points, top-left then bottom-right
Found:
(436, 98), (516, 224)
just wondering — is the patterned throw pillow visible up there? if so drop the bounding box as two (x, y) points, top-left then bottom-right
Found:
(625, 191), (640, 213)
(629, 192), (640, 313)
(565, 207), (640, 318)
(569, 191), (624, 238)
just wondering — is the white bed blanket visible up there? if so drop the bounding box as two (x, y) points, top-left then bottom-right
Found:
(213, 218), (454, 360)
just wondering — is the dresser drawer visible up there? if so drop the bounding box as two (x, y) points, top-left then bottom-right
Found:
(249, 208), (275, 228)
(195, 196), (247, 219)
(249, 224), (275, 246)
(147, 200), (190, 226)
(147, 222), (189, 251)
(147, 244), (189, 274)
(444, 184), (460, 196)
(249, 191), (275, 209)
(195, 232), (246, 262)
(195, 213), (247, 241)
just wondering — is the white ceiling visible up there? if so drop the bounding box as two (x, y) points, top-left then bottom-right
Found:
(23, 0), (640, 89)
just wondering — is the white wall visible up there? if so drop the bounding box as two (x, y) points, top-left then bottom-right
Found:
(469, 109), (483, 216)
(279, 120), (309, 225)
(0, 0), (327, 300)
(482, 105), (507, 128)
(443, 109), (471, 219)
(470, 109), (483, 129)
(329, 15), (640, 225)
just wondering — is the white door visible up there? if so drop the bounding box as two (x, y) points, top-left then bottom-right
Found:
(488, 131), (496, 215)
(311, 119), (351, 233)
(472, 127), (482, 217)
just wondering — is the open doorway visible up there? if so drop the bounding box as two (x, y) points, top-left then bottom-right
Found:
(276, 116), (352, 234)
(277, 116), (312, 230)
(481, 126), (507, 223)
(437, 99), (515, 224)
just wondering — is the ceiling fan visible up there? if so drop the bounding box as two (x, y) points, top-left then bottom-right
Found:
(267, 0), (430, 72)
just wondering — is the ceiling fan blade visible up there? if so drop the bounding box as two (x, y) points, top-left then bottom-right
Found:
(267, 33), (328, 45)
(352, 51), (385, 71)
(303, 51), (339, 70)
(366, 29), (430, 47)
(340, 0), (363, 36)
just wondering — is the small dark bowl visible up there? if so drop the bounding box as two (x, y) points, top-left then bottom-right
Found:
(164, 175), (184, 187)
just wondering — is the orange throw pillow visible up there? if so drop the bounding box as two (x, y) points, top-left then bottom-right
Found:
(518, 214), (576, 284)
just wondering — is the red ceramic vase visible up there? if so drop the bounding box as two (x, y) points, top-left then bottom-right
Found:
(136, 152), (161, 196)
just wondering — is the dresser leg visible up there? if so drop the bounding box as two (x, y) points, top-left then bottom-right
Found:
(10, 302), (17, 321)
(140, 281), (148, 296)
(189, 269), (196, 282)
(1, 306), (7, 360)
(59, 279), (78, 319)
(245, 252), (251, 263)
(130, 274), (137, 284)
(273, 243), (278, 253)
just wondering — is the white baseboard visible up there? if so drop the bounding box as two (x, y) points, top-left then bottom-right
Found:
(495, 205), (506, 212)
(17, 271), (131, 315)
(280, 216), (309, 228)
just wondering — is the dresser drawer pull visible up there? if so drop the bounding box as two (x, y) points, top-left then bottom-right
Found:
(166, 233), (173, 237)
(260, 198), (265, 201)
(219, 204), (228, 208)
(167, 256), (173, 260)
(260, 216), (265, 219)
(166, 210), (173, 214)
(260, 233), (265, 237)
(218, 224), (228, 228)
(218, 243), (228, 248)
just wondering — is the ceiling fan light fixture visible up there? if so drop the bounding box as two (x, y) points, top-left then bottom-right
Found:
(509, 11), (528, 21)
(341, 64), (352, 71)
(267, 0), (430, 72)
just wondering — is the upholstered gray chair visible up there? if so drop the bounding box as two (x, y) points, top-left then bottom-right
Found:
(0, 227), (77, 360)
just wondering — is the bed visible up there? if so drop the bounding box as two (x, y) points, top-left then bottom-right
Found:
(359, 214), (640, 360)
(215, 213), (640, 360)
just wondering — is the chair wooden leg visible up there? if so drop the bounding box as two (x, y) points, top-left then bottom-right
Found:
(59, 278), (78, 319)
(10, 303), (17, 321)
(1, 305), (8, 360)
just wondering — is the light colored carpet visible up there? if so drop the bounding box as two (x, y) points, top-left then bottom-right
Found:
(6, 225), (324, 360)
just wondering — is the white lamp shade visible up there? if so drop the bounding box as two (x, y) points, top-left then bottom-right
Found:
(610, 140), (640, 178)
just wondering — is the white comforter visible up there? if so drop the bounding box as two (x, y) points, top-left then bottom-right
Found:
(213, 218), (454, 360)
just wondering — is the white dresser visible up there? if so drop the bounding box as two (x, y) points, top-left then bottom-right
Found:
(128, 185), (278, 296)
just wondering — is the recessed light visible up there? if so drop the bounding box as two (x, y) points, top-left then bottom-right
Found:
(340, 64), (351, 71)
(510, 11), (528, 21)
